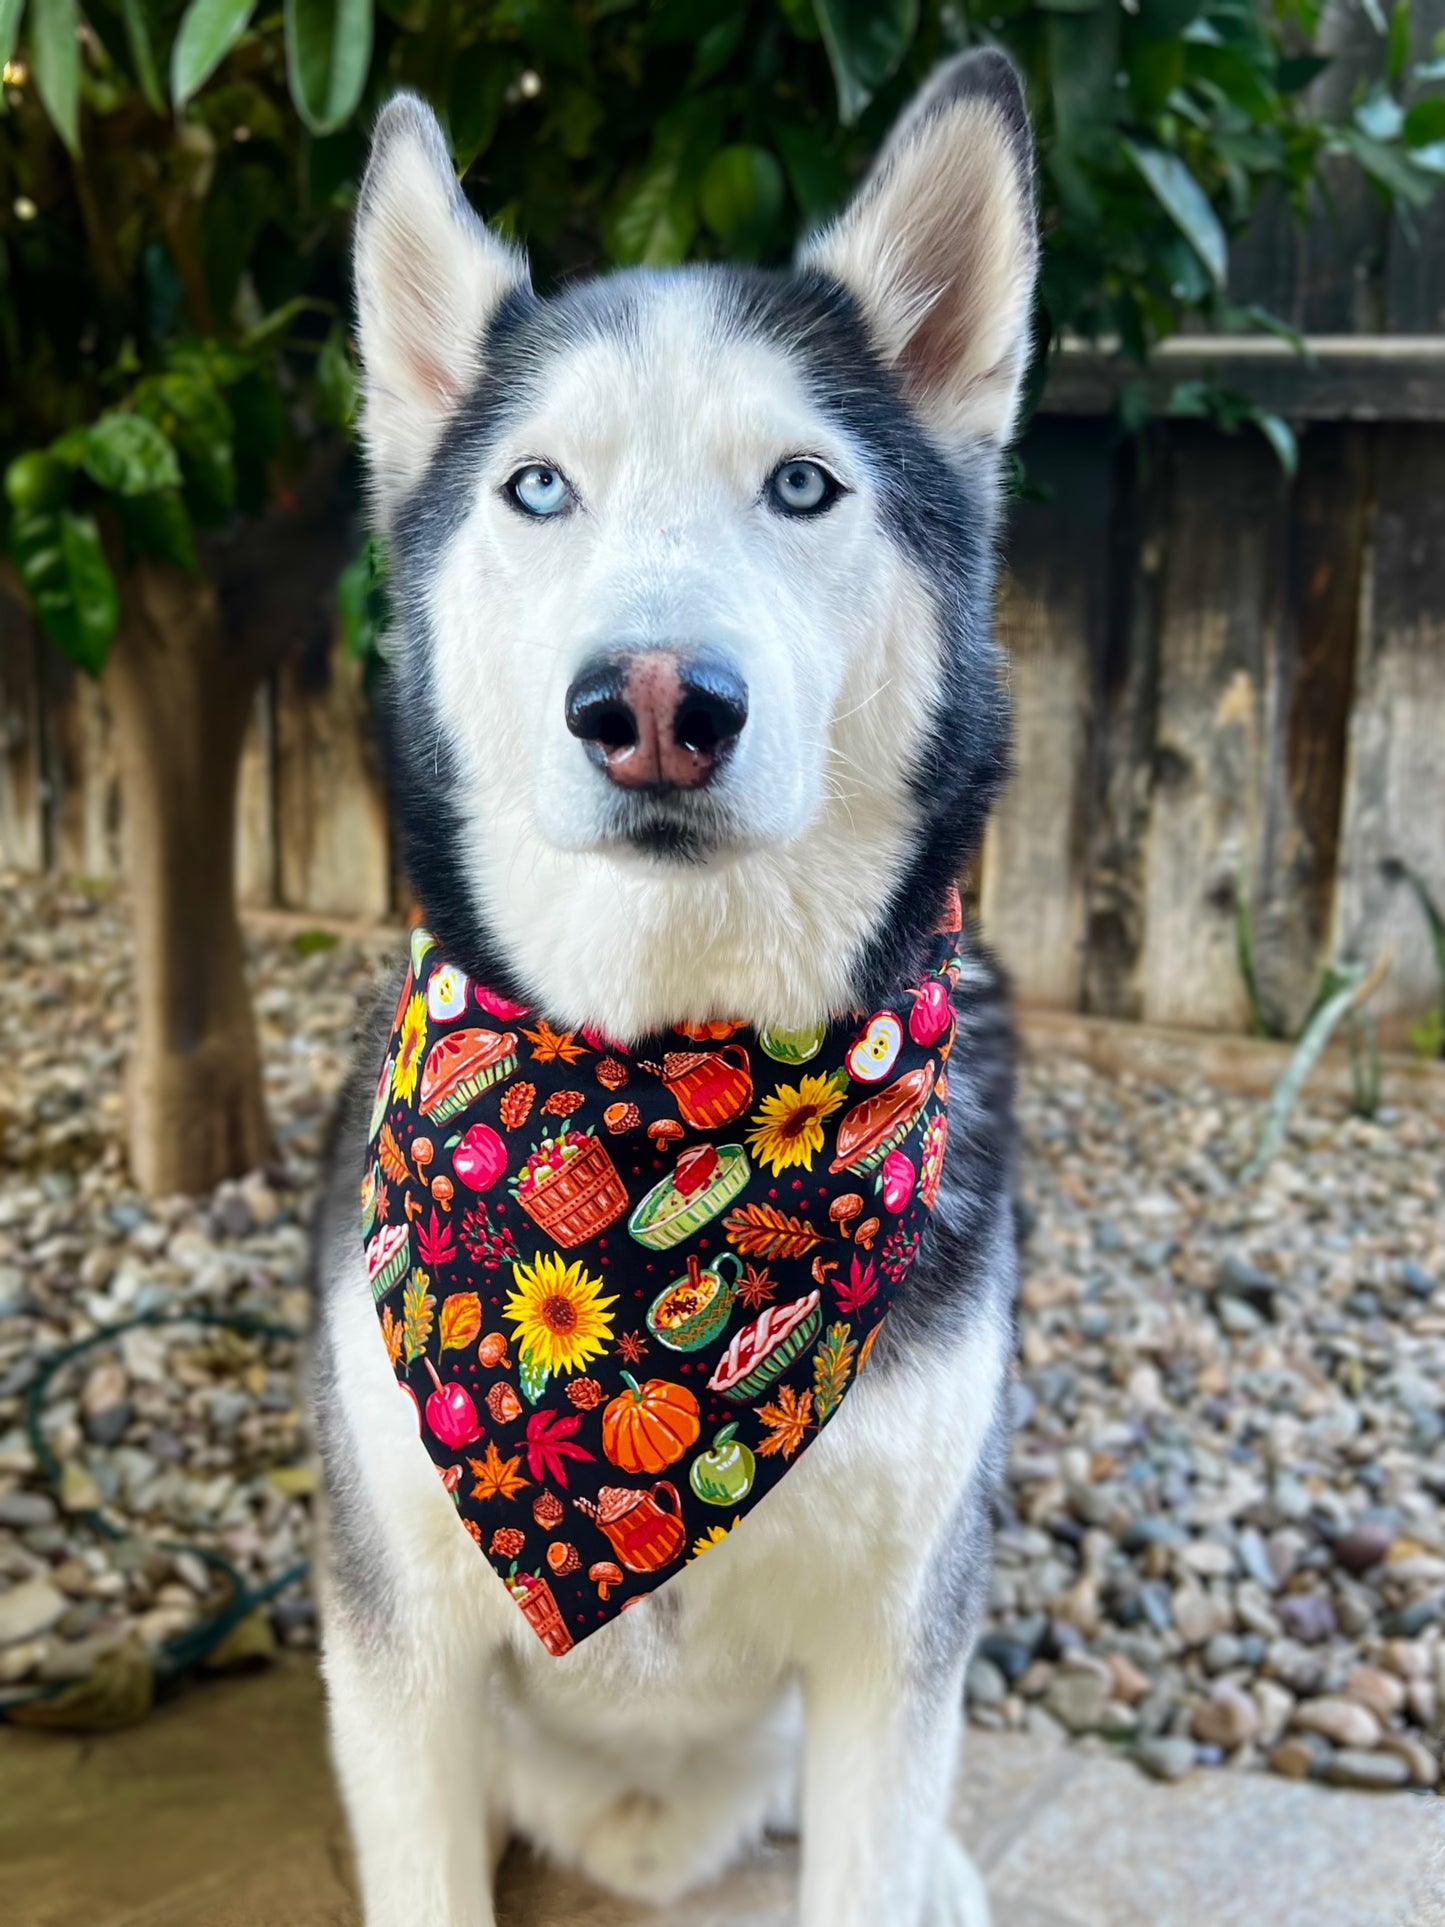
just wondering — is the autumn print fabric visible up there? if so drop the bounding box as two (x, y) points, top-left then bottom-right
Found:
(363, 895), (963, 1656)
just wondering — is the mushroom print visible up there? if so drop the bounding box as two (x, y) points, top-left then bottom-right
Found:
(364, 918), (960, 1653)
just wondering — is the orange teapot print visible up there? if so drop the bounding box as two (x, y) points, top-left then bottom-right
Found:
(660, 1045), (753, 1130)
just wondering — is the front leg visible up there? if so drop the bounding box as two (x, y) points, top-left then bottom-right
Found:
(798, 1652), (988, 1927)
(324, 1616), (503, 1927)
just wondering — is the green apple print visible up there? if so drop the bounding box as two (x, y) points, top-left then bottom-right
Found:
(689, 1423), (756, 1507)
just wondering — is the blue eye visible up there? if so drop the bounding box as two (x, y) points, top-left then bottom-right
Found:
(506, 464), (574, 517)
(767, 458), (842, 517)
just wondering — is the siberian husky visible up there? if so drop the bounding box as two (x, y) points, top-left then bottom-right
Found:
(314, 48), (1036, 1926)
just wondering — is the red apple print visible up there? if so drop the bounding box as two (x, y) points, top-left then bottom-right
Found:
(881, 1150), (916, 1213)
(674, 1144), (719, 1198)
(475, 984), (531, 1021)
(422, 1359), (482, 1449)
(453, 1122), (507, 1191)
(909, 978), (952, 1046)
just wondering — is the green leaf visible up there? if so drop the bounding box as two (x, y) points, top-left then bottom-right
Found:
(119, 489), (199, 571)
(775, 123), (851, 228)
(1248, 409), (1297, 478)
(1405, 98), (1445, 147)
(132, 371), (237, 513)
(699, 145), (786, 257)
(1355, 83), (1404, 142)
(171, 0), (258, 107)
(119, 0), (166, 114)
(80, 414), (183, 497)
(315, 323), (358, 427)
(1337, 126), (1438, 205)
(0, 0), (25, 77)
(1122, 139), (1227, 288)
(1275, 52), (1330, 93)
(607, 98), (727, 266)
(1387, 0), (1411, 82)
(32, 0), (81, 156)
(337, 534), (390, 660)
(12, 508), (119, 675)
(284, 0), (373, 136)
(811, 0), (919, 125)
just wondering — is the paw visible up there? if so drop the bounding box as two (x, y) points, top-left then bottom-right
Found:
(926, 1831), (992, 1927)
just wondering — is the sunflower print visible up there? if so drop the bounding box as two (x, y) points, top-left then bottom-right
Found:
(503, 1252), (617, 1377)
(391, 992), (428, 1103)
(746, 1072), (847, 1176)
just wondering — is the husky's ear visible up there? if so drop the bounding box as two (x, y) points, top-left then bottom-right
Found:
(354, 94), (530, 518)
(801, 50), (1037, 448)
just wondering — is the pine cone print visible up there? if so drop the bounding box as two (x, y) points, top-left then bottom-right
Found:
(603, 1102), (642, 1134)
(499, 1082), (536, 1129)
(532, 1490), (565, 1530)
(595, 1057), (629, 1091)
(542, 1089), (586, 1118)
(487, 1382), (522, 1425)
(546, 1541), (581, 1576)
(566, 1376), (605, 1412)
(490, 1526), (526, 1559)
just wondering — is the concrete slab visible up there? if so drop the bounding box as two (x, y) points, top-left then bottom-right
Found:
(1, 1658), (1442, 1927)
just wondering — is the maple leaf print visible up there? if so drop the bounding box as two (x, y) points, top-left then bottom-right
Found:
(812, 1323), (856, 1423)
(468, 1442), (530, 1504)
(523, 1020), (586, 1065)
(737, 1264), (777, 1311)
(524, 1409), (596, 1489)
(438, 1291), (482, 1353)
(835, 1252), (878, 1317)
(756, 1384), (814, 1459)
(416, 1207), (456, 1270)
(617, 1330), (648, 1366)
(723, 1202), (826, 1262)
(402, 1269), (435, 1365)
(379, 1303), (404, 1368)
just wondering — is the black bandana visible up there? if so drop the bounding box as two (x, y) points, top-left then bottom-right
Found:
(362, 891), (962, 1655)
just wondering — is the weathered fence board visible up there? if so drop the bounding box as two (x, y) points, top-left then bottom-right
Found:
(980, 422), (1112, 1010)
(1332, 424), (1445, 1029)
(1137, 428), (1287, 1031)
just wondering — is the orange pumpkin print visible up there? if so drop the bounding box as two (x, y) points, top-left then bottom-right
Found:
(601, 1373), (701, 1475)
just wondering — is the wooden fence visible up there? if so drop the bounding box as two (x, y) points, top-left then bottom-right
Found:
(2, 346), (1442, 1048)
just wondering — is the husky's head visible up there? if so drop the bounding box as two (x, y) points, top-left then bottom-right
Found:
(354, 53), (1036, 1037)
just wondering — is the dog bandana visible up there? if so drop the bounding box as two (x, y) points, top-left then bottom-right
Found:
(362, 892), (962, 1656)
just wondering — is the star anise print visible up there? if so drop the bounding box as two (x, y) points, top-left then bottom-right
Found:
(737, 1264), (776, 1311)
(618, 1330), (648, 1365)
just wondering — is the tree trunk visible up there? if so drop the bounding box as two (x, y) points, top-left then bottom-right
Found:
(103, 560), (271, 1194)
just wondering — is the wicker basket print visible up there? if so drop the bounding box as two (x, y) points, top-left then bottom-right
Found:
(516, 1134), (629, 1247)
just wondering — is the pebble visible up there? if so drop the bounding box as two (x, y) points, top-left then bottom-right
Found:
(1291, 1697), (1382, 1750)
(1277, 1593), (1338, 1646)
(1324, 1750), (1410, 1791)
(1344, 1665), (1406, 1722)
(1192, 1681), (1259, 1751)
(1134, 1736), (1196, 1782)
(1270, 1736), (1330, 1781)
(0, 1576), (67, 1646)
(966, 1656), (1009, 1708)
(0, 1491), (58, 1529)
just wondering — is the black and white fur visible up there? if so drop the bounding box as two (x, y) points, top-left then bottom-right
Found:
(314, 51), (1035, 1926)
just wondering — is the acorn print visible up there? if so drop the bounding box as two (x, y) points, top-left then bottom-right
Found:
(487, 1382), (522, 1425)
(533, 1490), (565, 1530)
(596, 1057), (629, 1091)
(604, 1102), (642, 1134)
(547, 1541), (581, 1576)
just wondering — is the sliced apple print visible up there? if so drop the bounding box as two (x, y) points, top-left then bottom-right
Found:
(846, 1010), (903, 1084)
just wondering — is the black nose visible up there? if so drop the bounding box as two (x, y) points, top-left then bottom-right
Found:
(565, 650), (749, 791)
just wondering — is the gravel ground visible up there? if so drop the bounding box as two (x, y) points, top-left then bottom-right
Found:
(1, 873), (1442, 1792)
